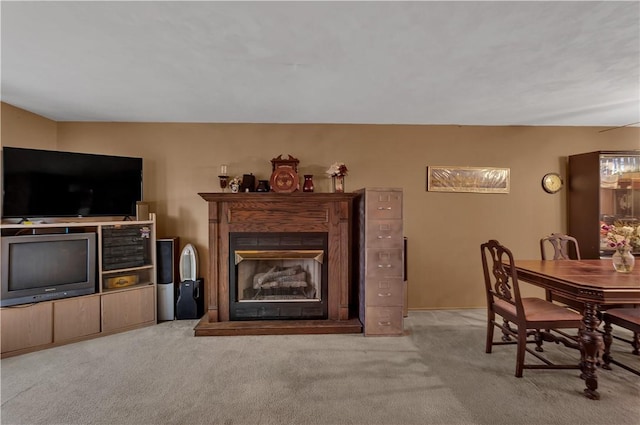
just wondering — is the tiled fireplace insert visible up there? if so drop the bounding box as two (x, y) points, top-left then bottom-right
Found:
(195, 192), (362, 336)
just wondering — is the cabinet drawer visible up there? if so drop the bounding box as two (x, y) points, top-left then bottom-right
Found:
(53, 296), (101, 342)
(365, 278), (404, 306)
(365, 220), (403, 248)
(366, 249), (403, 278)
(1, 303), (53, 353)
(366, 191), (402, 220)
(101, 286), (155, 333)
(364, 307), (403, 336)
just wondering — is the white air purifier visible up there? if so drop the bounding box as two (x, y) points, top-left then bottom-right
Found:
(179, 243), (198, 282)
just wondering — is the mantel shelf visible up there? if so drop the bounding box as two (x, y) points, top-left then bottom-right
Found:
(198, 192), (358, 203)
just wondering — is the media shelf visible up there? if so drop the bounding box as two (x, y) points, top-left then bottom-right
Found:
(0, 214), (157, 358)
(102, 265), (155, 293)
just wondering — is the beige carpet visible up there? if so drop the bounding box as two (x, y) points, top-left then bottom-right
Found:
(1, 309), (638, 425)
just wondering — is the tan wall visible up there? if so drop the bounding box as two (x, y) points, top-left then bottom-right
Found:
(1, 103), (57, 149)
(2, 102), (639, 309)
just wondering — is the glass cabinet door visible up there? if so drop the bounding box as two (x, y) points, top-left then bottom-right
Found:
(599, 153), (640, 255)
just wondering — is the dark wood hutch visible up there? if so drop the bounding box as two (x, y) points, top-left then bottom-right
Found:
(568, 150), (640, 258)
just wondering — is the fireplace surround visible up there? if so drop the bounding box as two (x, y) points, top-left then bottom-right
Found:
(195, 192), (361, 335)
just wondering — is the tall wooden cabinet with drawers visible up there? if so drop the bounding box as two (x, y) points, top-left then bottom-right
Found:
(354, 188), (404, 336)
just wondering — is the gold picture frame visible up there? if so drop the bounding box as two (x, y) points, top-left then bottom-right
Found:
(427, 166), (510, 194)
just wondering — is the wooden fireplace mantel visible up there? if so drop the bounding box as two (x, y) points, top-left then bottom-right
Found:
(194, 192), (362, 336)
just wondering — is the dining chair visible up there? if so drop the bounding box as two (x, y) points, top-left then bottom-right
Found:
(602, 307), (640, 376)
(539, 233), (581, 261)
(540, 233), (584, 311)
(481, 239), (583, 377)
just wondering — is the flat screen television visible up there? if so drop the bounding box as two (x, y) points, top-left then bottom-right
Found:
(1, 232), (97, 307)
(2, 147), (142, 219)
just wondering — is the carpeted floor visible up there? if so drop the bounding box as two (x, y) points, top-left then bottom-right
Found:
(1, 309), (638, 425)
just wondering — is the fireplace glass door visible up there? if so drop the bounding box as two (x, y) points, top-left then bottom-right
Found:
(236, 250), (323, 302)
(229, 233), (328, 320)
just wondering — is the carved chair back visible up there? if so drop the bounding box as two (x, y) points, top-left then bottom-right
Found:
(481, 239), (524, 325)
(539, 233), (583, 309)
(540, 233), (581, 261)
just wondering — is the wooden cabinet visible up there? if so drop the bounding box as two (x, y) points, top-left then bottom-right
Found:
(568, 151), (640, 258)
(0, 215), (157, 357)
(355, 188), (404, 336)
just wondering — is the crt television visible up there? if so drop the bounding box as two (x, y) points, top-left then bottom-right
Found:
(2, 147), (143, 219)
(1, 232), (97, 307)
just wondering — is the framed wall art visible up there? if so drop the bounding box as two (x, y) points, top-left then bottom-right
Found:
(427, 166), (510, 194)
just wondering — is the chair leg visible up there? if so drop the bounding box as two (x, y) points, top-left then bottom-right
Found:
(602, 320), (613, 370)
(633, 332), (639, 355)
(515, 327), (527, 378)
(486, 311), (495, 353)
(501, 318), (512, 342)
(534, 330), (544, 352)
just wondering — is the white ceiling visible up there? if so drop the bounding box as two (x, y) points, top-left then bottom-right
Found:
(2, 1), (639, 127)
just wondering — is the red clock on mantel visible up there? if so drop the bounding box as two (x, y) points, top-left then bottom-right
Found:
(270, 154), (300, 193)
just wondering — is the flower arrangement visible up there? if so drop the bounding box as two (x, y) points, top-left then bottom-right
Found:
(326, 162), (348, 193)
(326, 162), (348, 177)
(600, 222), (640, 250)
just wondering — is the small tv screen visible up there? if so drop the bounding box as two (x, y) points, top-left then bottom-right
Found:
(2, 147), (142, 219)
(1, 232), (97, 307)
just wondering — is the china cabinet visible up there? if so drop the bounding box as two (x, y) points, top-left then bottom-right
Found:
(568, 151), (640, 258)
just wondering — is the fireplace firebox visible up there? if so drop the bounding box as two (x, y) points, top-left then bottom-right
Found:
(230, 232), (328, 320)
(196, 192), (361, 336)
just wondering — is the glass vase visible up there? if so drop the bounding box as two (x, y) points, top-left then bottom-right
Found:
(332, 175), (345, 193)
(612, 247), (635, 273)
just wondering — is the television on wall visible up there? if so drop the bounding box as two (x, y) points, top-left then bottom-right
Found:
(1, 147), (143, 219)
(1, 232), (97, 307)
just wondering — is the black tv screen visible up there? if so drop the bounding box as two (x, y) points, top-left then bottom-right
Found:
(2, 147), (142, 219)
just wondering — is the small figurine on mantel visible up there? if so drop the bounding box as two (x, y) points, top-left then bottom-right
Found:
(228, 176), (242, 193)
(270, 154), (300, 193)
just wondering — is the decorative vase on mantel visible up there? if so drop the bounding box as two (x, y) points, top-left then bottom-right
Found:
(332, 175), (345, 193)
(256, 180), (270, 192)
(612, 247), (635, 273)
(303, 175), (314, 192)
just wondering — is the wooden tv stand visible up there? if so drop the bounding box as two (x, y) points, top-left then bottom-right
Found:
(0, 215), (158, 358)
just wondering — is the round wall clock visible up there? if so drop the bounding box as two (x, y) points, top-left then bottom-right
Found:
(542, 172), (563, 194)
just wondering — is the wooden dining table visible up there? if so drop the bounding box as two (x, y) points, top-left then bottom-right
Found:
(505, 259), (640, 400)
